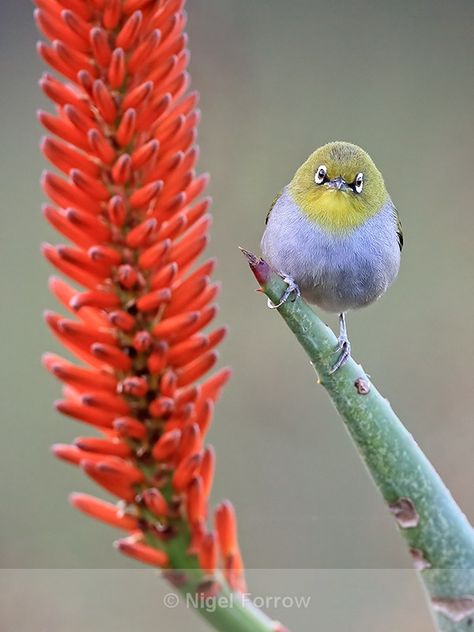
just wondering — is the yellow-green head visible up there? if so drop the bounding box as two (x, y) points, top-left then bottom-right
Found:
(288, 141), (389, 232)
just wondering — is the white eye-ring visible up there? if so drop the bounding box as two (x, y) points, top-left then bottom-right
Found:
(354, 172), (364, 193)
(315, 165), (327, 184)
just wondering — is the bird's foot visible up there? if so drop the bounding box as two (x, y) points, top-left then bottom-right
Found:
(267, 274), (301, 309)
(329, 336), (351, 374)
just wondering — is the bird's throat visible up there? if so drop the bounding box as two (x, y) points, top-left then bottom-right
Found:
(289, 186), (372, 233)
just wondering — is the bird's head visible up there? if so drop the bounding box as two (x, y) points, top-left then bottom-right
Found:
(289, 141), (389, 232)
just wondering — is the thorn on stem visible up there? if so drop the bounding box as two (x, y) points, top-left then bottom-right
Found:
(239, 247), (271, 285)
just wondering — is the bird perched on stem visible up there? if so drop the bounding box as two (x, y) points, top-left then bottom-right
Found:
(261, 141), (402, 373)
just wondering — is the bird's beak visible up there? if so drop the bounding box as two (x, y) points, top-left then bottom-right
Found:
(327, 176), (349, 191)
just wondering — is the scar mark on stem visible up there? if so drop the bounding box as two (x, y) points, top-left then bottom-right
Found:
(389, 497), (419, 528)
(354, 377), (370, 394)
(409, 547), (431, 570)
(431, 596), (474, 623)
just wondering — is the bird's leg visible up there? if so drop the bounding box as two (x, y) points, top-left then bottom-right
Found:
(267, 273), (301, 309)
(329, 312), (351, 373)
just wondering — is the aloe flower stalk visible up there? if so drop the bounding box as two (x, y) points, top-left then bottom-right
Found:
(36, 2), (283, 630)
(243, 251), (474, 632)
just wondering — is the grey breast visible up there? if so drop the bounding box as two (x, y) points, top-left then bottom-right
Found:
(261, 188), (400, 313)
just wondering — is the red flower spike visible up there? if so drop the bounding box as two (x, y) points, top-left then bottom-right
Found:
(37, 0), (246, 591)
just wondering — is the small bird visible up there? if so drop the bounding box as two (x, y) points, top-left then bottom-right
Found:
(261, 141), (402, 372)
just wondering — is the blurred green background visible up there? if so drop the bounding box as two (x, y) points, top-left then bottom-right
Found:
(1, 0), (473, 630)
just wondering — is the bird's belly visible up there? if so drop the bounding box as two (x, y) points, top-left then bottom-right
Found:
(261, 192), (400, 313)
(298, 258), (388, 312)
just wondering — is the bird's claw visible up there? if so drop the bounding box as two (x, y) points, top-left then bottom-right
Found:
(329, 339), (351, 374)
(267, 275), (301, 309)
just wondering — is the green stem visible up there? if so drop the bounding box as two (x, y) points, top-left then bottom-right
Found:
(143, 528), (278, 632)
(242, 250), (474, 632)
(138, 486), (279, 632)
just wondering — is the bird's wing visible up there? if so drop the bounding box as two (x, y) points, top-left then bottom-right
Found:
(265, 190), (282, 224)
(395, 209), (404, 251)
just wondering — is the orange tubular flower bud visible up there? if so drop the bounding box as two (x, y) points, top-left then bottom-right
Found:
(74, 437), (132, 458)
(142, 487), (168, 517)
(186, 476), (205, 524)
(70, 493), (138, 530)
(172, 453), (202, 491)
(116, 109), (137, 147)
(199, 532), (218, 575)
(215, 501), (238, 558)
(152, 428), (182, 461)
(115, 538), (169, 568)
(200, 446), (216, 498)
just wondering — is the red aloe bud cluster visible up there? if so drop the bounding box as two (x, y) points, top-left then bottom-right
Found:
(36, 0), (245, 592)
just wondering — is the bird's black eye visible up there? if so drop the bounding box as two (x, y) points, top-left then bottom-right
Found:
(354, 172), (364, 193)
(315, 165), (327, 185)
